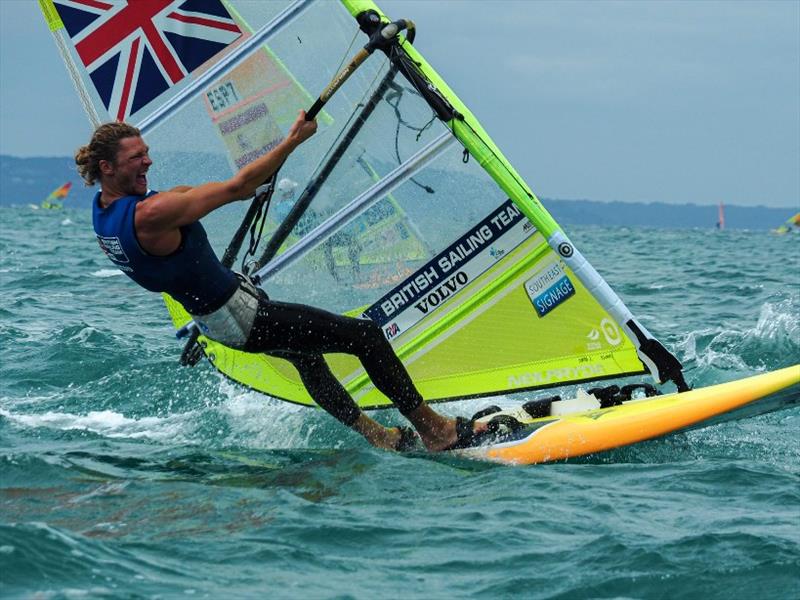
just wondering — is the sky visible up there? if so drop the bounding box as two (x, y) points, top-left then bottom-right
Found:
(0, 0), (798, 209)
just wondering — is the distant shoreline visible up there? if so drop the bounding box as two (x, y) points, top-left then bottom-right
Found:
(2, 154), (793, 230)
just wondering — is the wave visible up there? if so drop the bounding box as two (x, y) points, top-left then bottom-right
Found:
(0, 374), (367, 451)
(678, 296), (800, 377)
(0, 521), (206, 597)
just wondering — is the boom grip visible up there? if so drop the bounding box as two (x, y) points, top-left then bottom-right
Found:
(306, 98), (324, 121)
(302, 19), (412, 123)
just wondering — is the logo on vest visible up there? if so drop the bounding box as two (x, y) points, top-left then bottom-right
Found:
(97, 235), (131, 265)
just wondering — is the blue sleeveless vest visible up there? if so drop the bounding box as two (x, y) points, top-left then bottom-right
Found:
(92, 191), (238, 315)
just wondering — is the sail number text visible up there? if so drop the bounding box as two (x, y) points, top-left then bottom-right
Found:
(207, 82), (240, 112)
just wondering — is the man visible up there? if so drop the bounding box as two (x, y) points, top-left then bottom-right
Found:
(76, 111), (482, 452)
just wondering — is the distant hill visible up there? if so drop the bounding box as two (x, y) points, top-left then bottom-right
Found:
(541, 198), (791, 231)
(0, 155), (79, 206)
(0, 152), (230, 208)
(0, 154), (793, 229)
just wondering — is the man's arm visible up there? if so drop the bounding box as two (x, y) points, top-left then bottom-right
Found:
(136, 111), (316, 242)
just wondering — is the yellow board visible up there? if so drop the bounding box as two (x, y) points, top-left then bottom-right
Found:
(460, 365), (800, 465)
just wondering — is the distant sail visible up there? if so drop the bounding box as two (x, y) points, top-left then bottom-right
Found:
(716, 202), (725, 230)
(40, 181), (72, 210)
(773, 212), (800, 235)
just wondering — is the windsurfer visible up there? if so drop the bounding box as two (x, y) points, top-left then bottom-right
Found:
(76, 113), (482, 452)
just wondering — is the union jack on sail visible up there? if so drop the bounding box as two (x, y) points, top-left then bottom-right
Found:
(51, 0), (243, 122)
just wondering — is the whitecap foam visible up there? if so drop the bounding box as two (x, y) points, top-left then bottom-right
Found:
(215, 380), (318, 449)
(212, 375), (520, 450)
(69, 482), (130, 504)
(678, 329), (751, 371)
(92, 269), (123, 278)
(679, 295), (800, 373)
(753, 298), (800, 344)
(0, 407), (195, 443)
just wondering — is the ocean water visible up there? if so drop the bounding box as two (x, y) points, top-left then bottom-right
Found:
(1, 206), (798, 599)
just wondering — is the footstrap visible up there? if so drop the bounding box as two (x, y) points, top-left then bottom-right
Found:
(587, 383), (661, 408)
(523, 395), (560, 418)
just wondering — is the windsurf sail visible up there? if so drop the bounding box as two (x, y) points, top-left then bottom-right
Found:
(773, 212), (800, 235)
(40, 181), (72, 209)
(42, 0), (689, 409)
(716, 202), (725, 230)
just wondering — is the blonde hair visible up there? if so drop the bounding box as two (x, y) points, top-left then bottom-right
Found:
(75, 122), (141, 186)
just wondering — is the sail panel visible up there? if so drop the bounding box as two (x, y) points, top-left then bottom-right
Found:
(40, 182), (73, 209)
(773, 213), (800, 234)
(199, 2), (324, 174)
(43, 0), (249, 123)
(253, 131), (455, 284)
(140, 0), (403, 257)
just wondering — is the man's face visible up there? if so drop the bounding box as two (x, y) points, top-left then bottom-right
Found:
(103, 136), (152, 196)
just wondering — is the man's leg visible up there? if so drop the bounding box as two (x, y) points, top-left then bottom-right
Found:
(274, 351), (407, 451)
(245, 298), (482, 451)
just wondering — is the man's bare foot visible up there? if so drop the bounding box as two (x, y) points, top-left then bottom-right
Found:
(404, 405), (488, 452)
(351, 414), (416, 451)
